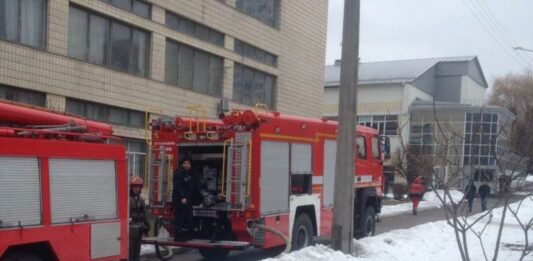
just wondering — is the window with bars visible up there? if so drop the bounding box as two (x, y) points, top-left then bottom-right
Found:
(233, 63), (276, 109)
(65, 98), (145, 128)
(357, 115), (399, 135)
(165, 39), (223, 97)
(0, 0), (47, 49)
(101, 0), (150, 19)
(68, 5), (149, 77)
(165, 11), (224, 47)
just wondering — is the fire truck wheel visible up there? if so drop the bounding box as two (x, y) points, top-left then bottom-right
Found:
(361, 206), (376, 237)
(198, 247), (230, 259)
(291, 213), (314, 251)
(3, 253), (42, 261)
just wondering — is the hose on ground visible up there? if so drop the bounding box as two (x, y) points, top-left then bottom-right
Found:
(252, 224), (291, 253)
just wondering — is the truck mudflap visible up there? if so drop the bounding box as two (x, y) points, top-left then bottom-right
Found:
(142, 237), (251, 250)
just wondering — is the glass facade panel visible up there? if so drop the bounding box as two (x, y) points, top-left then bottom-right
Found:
(177, 44), (194, 89)
(88, 15), (109, 65)
(0, 0), (19, 42)
(68, 7), (88, 60)
(132, 29), (148, 76)
(110, 22), (131, 72)
(20, 0), (45, 48)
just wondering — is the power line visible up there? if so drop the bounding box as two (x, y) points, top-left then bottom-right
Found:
(462, 0), (532, 66)
(469, 0), (533, 64)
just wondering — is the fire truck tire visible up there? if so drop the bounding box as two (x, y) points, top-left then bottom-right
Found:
(291, 213), (314, 251)
(198, 247), (230, 259)
(361, 206), (376, 237)
(3, 253), (42, 261)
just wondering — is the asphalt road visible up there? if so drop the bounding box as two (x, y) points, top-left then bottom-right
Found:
(144, 194), (523, 261)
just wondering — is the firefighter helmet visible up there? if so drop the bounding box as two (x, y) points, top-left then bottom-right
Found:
(130, 176), (143, 186)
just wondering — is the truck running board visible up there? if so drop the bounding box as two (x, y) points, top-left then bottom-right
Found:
(142, 237), (251, 250)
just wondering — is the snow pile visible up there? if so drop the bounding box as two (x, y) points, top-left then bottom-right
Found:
(527, 175), (533, 183)
(265, 196), (533, 261)
(140, 244), (156, 255)
(380, 190), (464, 217)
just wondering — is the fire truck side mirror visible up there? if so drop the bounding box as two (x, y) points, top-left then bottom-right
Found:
(380, 136), (391, 160)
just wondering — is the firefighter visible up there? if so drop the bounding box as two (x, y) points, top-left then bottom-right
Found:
(408, 177), (425, 215)
(173, 159), (194, 242)
(129, 176), (149, 261)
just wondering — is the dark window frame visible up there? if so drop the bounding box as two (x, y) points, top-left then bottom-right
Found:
(234, 39), (277, 67)
(232, 63), (277, 109)
(234, 0), (281, 28)
(0, 84), (46, 107)
(68, 5), (150, 77)
(65, 98), (146, 128)
(165, 11), (225, 47)
(0, 0), (48, 49)
(164, 39), (224, 97)
(100, 0), (151, 19)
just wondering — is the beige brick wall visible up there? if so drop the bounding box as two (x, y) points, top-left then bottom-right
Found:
(0, 0), (328, 139)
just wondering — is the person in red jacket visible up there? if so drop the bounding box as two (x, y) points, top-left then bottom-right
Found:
(408, 177), (426, 215)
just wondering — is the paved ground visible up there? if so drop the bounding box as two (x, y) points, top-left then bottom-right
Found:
(143, 193), (527, 261)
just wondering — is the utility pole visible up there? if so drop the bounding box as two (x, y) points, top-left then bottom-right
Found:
(331, 0), (360, 254)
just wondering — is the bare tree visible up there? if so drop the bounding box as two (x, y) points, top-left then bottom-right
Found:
(397, 100), (532, 261)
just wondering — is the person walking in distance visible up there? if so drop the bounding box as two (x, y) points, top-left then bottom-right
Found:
(172, 159), (194, 242)
(478, 182), (491, 211)
(408, 177), (426, 215)
(464, 182), (477, 212)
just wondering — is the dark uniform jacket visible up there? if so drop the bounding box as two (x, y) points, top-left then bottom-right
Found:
(172, 168), (194, 205)
(478, 184), (491, 198)
(465, 184), (477, 200)
(130, 194), (149, 234)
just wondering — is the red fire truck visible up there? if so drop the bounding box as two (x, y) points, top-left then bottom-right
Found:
(143, 109), (387, 259)
(0, 101), (128, 261)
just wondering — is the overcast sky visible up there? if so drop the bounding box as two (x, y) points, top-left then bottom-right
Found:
(326, 0), (533, 86)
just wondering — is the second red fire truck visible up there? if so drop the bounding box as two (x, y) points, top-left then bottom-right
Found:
(144, 109), (387, 259)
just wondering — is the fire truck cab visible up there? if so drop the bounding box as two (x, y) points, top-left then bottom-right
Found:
(144, 109), (385, 258)
(0, 101), (128, 261)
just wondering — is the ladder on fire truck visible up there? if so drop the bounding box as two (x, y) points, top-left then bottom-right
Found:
(223, 132), (252, 210)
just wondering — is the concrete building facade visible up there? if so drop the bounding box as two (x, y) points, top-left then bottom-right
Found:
(0, 0), (328, 176)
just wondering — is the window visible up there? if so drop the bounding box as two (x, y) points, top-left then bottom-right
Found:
(463, 112), (499, 166)
(125, 138), (147, 178)
(233, 63), (276, 108)
(356, 136), (366, 159)
(234, 39), (277, 67)
(236, 0), (279, 27)
(372, 136), (380, 160)
(357, 115), (398, 135)
(165, 11), (225, 47)
(0, 0), (46, 49)
(165, 40), (223, 96)
(65, 98), (145, 128)
(101, 0), (151, 19)
(68, 6), (149, 77)
(0, 85), (46, 107)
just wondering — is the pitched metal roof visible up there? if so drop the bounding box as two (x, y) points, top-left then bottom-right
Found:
(325, 56), (478, 86)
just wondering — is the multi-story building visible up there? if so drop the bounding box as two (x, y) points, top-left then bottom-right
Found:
(0, 0), (328, 176)
(323, 56), (489, 185)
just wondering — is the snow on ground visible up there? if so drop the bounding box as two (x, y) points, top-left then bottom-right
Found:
(380, 190), (464, 218)
(264, 196), (533, 261)
(140, 244), (156, 255)
(527, 175), (533, 183)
